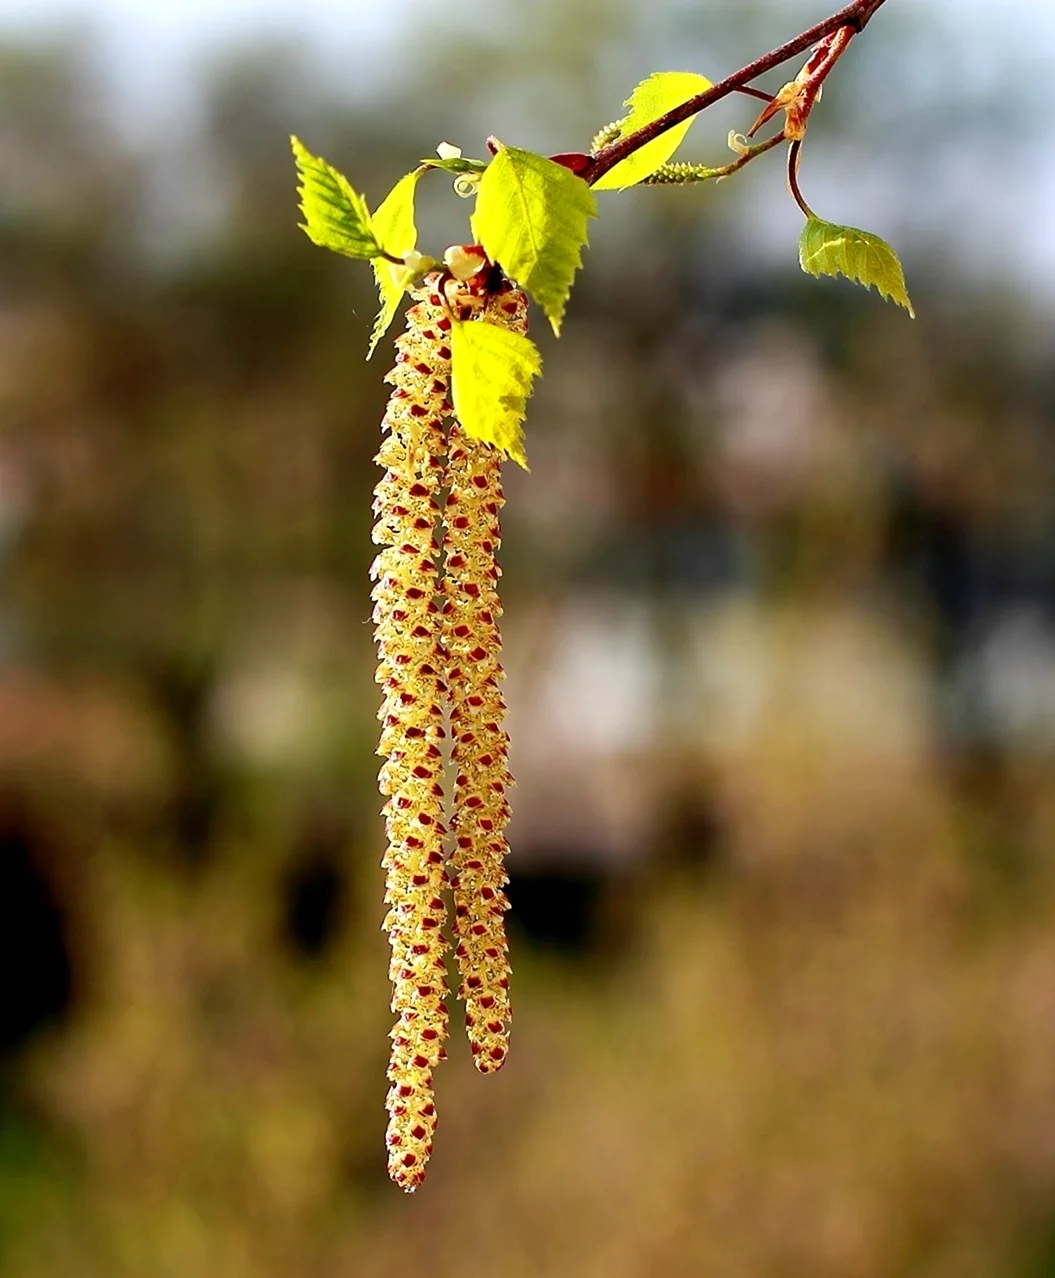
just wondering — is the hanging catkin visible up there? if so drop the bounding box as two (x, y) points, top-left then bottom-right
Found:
(372, 278), (453, 1191)
(442, 281), (527, 1070)
(373, 260), (525, 1189)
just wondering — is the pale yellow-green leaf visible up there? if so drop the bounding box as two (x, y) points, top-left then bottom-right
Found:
(450, 319), (542, 467)
(291, 135), (380, 259)
(471, 143), (596, 336)
(368, 170), (422, 359)
(592, 71), (712, 192)
(799, 217), (915, 317)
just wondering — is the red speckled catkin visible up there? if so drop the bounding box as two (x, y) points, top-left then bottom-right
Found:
(372, 278), (452, 1190)
(442, 283), (527, 1070)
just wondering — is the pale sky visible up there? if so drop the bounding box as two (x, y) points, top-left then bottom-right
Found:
(2, 0), (1053, 297)
(3, 0), (1051, 111)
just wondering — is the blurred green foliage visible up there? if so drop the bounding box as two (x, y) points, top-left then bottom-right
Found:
(2, 5), (1055, 1275)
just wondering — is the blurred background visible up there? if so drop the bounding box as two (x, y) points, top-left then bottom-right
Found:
(2, 0), (1055, 1273)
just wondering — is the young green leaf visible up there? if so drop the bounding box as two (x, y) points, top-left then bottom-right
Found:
(291, 136), (381, 260)
(450, 319), (542, 467)
(421, 156), (488, 176)
(592, 71), (712, 192)
(799, 217), (915, 317)
(368, 170), (423, 359)
(471, 143), (596, 336)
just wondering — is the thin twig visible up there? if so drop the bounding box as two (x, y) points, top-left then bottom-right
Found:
(786, 140), (817, 219)
(580, 0), (890, 186)
(735, 85), (778, 104)
(642, 130), (786, 185)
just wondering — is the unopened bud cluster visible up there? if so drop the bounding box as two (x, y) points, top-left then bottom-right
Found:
(371, 256), (526, 1189)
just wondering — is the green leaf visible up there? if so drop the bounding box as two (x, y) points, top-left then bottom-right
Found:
(592, 71), (712, 192)
(450, 319), (542, 467)
(368, 170), (423, 359)
(421, 156), (487, 175)
(292, 136), (381, 260)
(471, 143), (596, 336)
(799, 217), (915, 317)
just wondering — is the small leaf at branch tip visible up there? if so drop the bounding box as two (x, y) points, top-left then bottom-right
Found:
(592, 71), (712, 191)
(292, 136), (382, 262)
(799, 216), (915, 318)
(421, 155), (486, 175)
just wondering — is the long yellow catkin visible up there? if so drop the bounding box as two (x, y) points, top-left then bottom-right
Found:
(373, 264), (525, 1189)
(372, 279), (453, 1191)
(442, 283), (527, 1070)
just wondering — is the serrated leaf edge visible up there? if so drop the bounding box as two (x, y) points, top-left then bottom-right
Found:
(291, 135), (382, 260)
(472, 143), (595, 336)
(799, 217), (915, 318)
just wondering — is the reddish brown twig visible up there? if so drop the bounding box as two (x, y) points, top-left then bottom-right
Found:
(578, 0), (890, 187)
